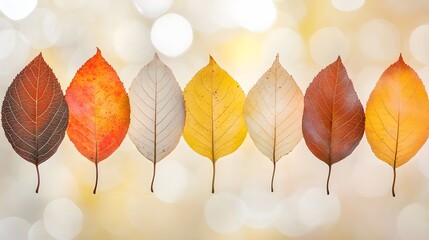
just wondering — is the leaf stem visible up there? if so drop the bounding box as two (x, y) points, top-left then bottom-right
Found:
(151, 161), (156, 193)
(93, 162), (98, 194)
(212, 161), (216, 194)
(271, 161), (276, 192)
(326, 164), (331, 195)
(35, 164), (40, 193)
(392, 165), (396, 197)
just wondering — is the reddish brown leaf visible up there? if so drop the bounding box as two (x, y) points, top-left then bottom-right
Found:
(302, 56), (365, 195)
(1, 53), (69, 193)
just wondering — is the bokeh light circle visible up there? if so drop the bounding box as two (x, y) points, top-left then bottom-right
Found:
(410, 25), (429, 65)
(114, 20), (152, 62)
(298, 188), (341, 230)
(353, 160), (391, 198)
(331, 0), (365, 11)
(263, 28), (306, 66)
(0, 217), (30, 240)
(233, 0), (277, 32)
(18, 8), (61, 49)
(151, 13), (193, 57)
(359, 19), (400, 61)
(0, 29), (29, 76)
(0, 0), (37, 20)
(53, 0), (86, 10)
(28, 220), (55, 240)
(133, 0), (172, 18)
(275, 197), (309, 237)
(0, 29), (16, 60)
(397, 203), (429, 240)
(240, 186), (281, 228)
(204, 192), (247, 233)
(43, 198), (83, 240)
(310, 27), (349, 65)
(153, 161), (190, 203)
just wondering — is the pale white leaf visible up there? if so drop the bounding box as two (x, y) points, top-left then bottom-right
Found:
(243, 54), (304, 191)
(128, 53), (185, 192)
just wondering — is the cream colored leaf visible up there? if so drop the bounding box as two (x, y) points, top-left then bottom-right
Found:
(244, 54), (304, 192)
(128, 53), (185, 192)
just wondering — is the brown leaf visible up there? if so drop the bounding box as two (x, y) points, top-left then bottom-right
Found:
(302, 56), (365, 195)
(1, 53), (69, 193)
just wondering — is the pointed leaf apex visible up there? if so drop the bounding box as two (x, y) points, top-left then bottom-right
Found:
(96, 47), (101, 56)
(398, 53), (404, 63)
(336, 55), (342, 62)
(272, 53), (284, 70)
(273, 53), (281, 64)
(153, 52), (160, 60)
(34, 53), (45, 64)
(209, 55), (216, 65)
(333, 56), (345, 69)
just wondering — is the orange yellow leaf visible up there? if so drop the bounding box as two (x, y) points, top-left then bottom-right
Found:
(183, 56), (247, 193)
(65, 48), (130, 194)
(365, 55), (429, 196)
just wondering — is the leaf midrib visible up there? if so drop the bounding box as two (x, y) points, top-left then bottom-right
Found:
(328, 62), (340, 164)
(35, 58), (40, 164)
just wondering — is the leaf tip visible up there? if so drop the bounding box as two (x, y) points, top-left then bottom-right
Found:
(336, 55), (342, 63)
(33, 52), (47, 66)
(273, 53), (281, 65)
(272, 53), (286, 71)
(95, 47), (102, 56)
(209, 55), (216, 65)
(398, 53), (404, 63)
(391, 53), (410, 70)
(36, 52), (43, 60)
(153, 52), (160, 60)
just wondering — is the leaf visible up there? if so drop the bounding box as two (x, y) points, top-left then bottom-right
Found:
(183, 56), (247, 193)
(302, 56), (365, 195)
(128, 54), (185, 192)
(244, 54), (304, 192)
(65, 48), (130, 194)
(365, 55), (429, 197)
(1, 53), (69, 193)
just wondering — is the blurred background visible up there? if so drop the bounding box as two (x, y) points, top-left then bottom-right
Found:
(0, 0), (429, 239)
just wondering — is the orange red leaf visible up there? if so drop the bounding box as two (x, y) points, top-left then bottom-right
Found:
(65, 48), (130, 194)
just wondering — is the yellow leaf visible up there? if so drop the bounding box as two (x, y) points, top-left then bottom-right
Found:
(365, 55), (429, 197)
(183, 56), (247, 193)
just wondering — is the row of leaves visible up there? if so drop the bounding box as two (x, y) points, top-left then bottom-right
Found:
(2, 49), (428, 196)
